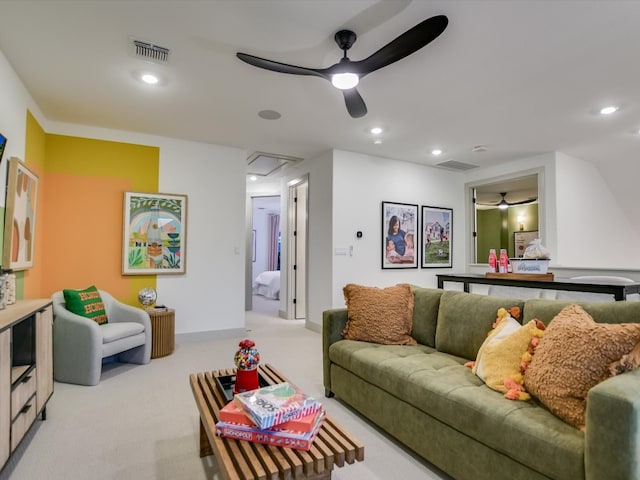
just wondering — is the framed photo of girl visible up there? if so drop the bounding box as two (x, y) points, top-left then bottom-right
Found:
(421, 205), (452, 268)
(381, 201), (418, 269)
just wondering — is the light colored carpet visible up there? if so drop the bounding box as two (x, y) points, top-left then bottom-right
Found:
(0, 297), (449, 479)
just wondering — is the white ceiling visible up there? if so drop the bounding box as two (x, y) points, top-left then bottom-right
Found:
(1, 0), (639, 177)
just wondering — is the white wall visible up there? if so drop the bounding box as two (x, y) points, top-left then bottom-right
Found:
(330, 149), (466, 309)
(554, 152), (640, 269)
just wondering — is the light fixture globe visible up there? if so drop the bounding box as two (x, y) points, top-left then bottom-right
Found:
(138, 287), (157, 308)
(331, 72), (359, 90)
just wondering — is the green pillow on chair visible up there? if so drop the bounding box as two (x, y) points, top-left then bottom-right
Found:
(63, 286), (108, 325)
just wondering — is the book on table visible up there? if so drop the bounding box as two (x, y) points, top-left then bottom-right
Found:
(219, 400), (320, 433)
(215, 410), (325, 451)
(233, 382), (322, 430)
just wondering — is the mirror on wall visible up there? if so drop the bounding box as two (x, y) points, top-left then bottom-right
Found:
(471, 174), (539, 263)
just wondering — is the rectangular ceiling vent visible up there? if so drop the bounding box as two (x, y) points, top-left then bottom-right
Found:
(130, 37), (170, 64)
(435, 160), (479, 171)
(247, 152), (302, 176)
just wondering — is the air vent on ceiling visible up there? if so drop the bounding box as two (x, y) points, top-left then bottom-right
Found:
(435, 160), (479, 171)
(130, 37), (170, 64)
(247, 152), (302, 176)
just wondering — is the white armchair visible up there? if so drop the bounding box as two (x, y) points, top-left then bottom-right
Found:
(52, 290), (151, 386)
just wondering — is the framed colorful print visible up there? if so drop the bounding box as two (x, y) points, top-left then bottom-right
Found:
(123, 191), (188, 275)
(421, 205), (452, 268)
(2, 157), (39, 270)
(382, 201), (418, 269)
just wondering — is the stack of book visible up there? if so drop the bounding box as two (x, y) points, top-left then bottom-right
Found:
(215, 382), (324, 451)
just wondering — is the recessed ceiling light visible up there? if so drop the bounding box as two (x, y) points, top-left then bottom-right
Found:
(471, 145), (489, 153)
(431, 149), (442, 156)
(374, 139), (382, 145)
(140, 73), (159, 85)
(370, 127), (383, 135)
(600, 105), (618, 115)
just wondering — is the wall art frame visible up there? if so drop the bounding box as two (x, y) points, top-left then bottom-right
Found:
(2, 157), (39, 270)
(381, 201), (418, 269)
(123, 191), (188, 275)
(421, 205), (452, 268)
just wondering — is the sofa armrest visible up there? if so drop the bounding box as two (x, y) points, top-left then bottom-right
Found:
(585, 369), (640, 480)
(322, 308), (348, 396)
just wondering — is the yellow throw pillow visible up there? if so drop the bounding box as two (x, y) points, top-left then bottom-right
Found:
(342, 283), (417, 345)
(473, 313), (543, 400)
(524, 304), (640, 429)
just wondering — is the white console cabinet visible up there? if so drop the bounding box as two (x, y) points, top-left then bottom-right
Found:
(0, 299), (53, 470)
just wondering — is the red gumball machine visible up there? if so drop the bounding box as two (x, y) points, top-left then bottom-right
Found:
(233, 339), (260, 394)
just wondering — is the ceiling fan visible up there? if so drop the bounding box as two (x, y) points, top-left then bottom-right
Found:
(479, 192), (538, 210)
(236, 15), (448, 118)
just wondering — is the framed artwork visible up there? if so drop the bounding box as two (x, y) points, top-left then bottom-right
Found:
(514, 230), (539, 258)
(123, 191), (188, 275)
(381, 201), (418, 269)
(2, 157), (39, 270)
(421, 205), (452, 268)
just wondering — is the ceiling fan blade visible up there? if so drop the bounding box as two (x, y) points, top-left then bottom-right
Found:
(342, 88), (367, 118)
(509, 198), (538, 206)
(236, 53), (328, 80)
(353, 15), (448, 77)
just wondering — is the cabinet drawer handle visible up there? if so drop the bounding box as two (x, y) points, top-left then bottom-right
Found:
(19, 403), (32, 415)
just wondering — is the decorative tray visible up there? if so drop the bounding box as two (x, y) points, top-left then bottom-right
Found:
(485, 272), (554, 281)
(215, 372), (270, 403)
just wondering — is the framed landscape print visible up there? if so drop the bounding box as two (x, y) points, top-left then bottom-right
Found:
(123, 191), (188, 275)
(422, 205), (452, 268)
(2, 157), (39, 270)
(381, 201), (418, 269)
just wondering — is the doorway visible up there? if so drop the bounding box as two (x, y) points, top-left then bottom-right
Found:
(288, 178), (308, 320)
(250, 196), (281, 315)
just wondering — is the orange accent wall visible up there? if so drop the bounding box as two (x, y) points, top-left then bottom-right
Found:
(40, 133), (160, 305)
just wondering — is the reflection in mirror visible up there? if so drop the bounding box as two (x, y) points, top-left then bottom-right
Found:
(472, 174), (539, 263)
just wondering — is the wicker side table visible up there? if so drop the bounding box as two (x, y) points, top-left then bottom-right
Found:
(148, 308), (175, 359)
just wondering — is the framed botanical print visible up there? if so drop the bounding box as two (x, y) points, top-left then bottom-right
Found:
(382, 201), (418, 269)
(123, 191), (188, 275)
(421, 205), (452, 268)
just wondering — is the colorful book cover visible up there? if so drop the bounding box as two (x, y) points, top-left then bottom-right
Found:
(219, 401), (321, 433)
(233, 382), (322, 429)
(215, 410), (324, 451)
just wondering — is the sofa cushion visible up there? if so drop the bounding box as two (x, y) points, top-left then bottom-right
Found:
(410, 287), (443, 347)
(522, 298), (640, 326)
(63, 285), (108, 325)
(328, 339), (583, 479)
(100, 322), (144, 343)
(524, 304), (640, 429)
(342, 283), (417, 345)
(435, 291), (524, 360)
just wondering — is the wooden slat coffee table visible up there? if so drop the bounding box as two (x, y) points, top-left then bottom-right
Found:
(189, 364), (364, 480)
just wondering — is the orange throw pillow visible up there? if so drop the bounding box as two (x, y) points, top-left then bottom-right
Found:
(342, 284), (416, 345)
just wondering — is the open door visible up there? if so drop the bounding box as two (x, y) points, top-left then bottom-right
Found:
(288, 179), (307, 320)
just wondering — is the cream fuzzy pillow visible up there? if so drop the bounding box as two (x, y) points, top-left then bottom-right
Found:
(524, 304), (640, 429)
(342, 284), (416, 345)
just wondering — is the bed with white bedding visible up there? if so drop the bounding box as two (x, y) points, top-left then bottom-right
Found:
(252, 270), (280, 299)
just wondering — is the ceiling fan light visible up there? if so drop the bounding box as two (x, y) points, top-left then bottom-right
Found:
(498, 200), (509, 210)
(331, 72), (359, 90)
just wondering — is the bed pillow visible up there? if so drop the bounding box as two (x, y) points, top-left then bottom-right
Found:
(524, 304), (640, 429)
(63, 285), (109, 325)
(342, 283), (417, 345)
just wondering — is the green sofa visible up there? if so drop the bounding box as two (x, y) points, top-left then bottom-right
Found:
(323, 288), (640, 480)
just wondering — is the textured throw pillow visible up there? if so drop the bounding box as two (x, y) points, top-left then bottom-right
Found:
(524, 304), (640, 429)
(342, 283), (416, 345)
(63, 286), (109, 325)
(472, 308), (544, 400)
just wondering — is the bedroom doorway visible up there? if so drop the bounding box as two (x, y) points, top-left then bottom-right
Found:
(250, 195), (281, 315)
